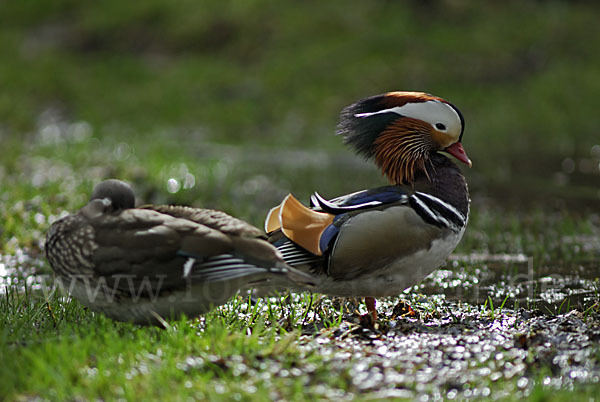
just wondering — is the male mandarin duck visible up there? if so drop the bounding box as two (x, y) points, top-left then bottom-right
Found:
(45, 179), (315, 325)
(265, 91), (471, 320)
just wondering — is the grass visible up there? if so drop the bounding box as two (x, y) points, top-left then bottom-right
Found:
(1, 0), (600, 400)
(3, 278), (600, 400)
(1, 286), (328, 400)
(2, 1), (600, 159)
(483, 295), (510, 320)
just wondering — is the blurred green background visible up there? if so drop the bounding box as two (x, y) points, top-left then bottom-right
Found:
(1, 3), (600, 399)
(1, 0), (599, 251)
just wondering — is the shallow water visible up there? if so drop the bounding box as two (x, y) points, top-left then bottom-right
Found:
(292, 305), (600, 399)
(418, 252), (599, 315)
(205, 288), (600, 400)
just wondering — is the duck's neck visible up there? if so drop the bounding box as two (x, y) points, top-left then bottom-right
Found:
(408, 153), (470, 216)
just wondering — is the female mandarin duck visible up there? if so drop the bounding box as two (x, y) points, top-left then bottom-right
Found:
(45, 179), (315, 325)
(265, 91), (471, 319)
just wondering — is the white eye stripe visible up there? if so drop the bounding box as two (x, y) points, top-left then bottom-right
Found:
(354, 100), (462, 137)
(354, 109), (399, 118)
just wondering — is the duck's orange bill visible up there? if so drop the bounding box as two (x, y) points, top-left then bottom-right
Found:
(444, 142), (472, 167)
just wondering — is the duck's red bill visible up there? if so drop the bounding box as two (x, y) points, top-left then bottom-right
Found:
(445, 142), (472, 167)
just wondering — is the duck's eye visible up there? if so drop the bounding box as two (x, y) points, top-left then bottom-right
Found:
(435, 123), (446, 131)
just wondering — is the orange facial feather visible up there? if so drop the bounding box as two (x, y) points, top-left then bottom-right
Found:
(373, 118), (432, 185)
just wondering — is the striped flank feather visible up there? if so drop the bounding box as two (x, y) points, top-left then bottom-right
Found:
(409, 192), (466, 231)
(276, 241), (322, 266)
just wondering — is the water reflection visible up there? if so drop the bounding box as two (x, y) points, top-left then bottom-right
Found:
(166, 178), (181, 193)
(38, 120), (93, 145)
(163, 163), (196, 194)
(0, 249), (47, 293)
(418, 253), (599, 315)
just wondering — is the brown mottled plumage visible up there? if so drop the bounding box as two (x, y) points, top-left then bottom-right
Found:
(45, 180), (315, 325)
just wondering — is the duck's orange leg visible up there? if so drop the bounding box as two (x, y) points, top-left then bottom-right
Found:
(365, 297), (377, 321)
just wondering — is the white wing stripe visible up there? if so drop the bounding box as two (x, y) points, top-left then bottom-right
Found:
(410, 195), (451, 228)
(414, 192), (465, 226)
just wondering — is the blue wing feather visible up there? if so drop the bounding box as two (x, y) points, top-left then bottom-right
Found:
(319, 224), (340, 255)
(309, 185), (410, 254)
(312, 185), (409, 214)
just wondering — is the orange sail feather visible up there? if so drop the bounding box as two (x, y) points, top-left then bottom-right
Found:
(265, 194), (334, 255)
